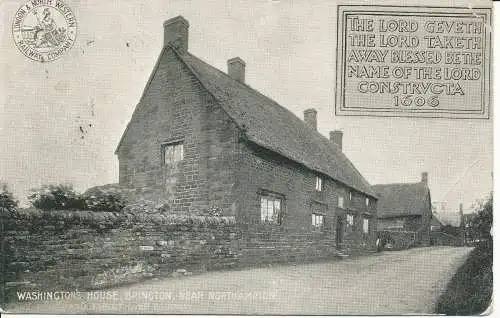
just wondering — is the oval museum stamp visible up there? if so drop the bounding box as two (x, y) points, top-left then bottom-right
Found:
(12, 0), (77, 62)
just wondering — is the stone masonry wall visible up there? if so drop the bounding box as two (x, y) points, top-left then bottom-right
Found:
(117, 48), (241, 215)
(235, 142), (378, 254)
(377, 215), (430, 247)
(377, 230), (417, 250)
(1, 209), (239, 303)
(2, 209), (353, 304)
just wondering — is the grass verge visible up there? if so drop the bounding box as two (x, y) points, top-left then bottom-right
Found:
(435, 242), (492, 315)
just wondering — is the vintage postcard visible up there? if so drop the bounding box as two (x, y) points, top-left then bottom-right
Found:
(0, 0), (494, 315)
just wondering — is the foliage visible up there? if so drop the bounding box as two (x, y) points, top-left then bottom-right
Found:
(82, 186), (126, 212)
(435, 244), (492, 314)
(469, 194), (492, 242)
(28, 183), (130, 212)
(436, 194), (493, 315)
(0, 183), (18, 215)
(28, 184), (86, 210)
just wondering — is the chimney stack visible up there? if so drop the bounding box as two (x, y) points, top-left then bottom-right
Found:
(303, 109), (317, 131)
(329, 130), (343, 151)
(163, 16), (189, 53)
(421, 172), (428, 185)
(227, 57), (246, 83)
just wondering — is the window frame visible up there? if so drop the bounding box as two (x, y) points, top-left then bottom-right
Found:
(347, 213), (354, 226)
(338, 196), (345, 209)
(346, 213), (355, 233)
(312, 213), (325, 229)
(363, 217), (370, 234)
(161, 140), (184, 165)
(260, 191), (284, 225)
(315, 176), (324, 192)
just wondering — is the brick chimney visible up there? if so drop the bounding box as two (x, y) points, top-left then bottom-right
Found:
(163, 16), (189, 53)
(421, 172), (428, 185)
(227, 57), (246, 83)
(329, 130), (343, 151)
(303, 109), (317, 131)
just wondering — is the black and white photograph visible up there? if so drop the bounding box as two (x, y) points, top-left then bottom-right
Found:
(0, 0), (494, 315)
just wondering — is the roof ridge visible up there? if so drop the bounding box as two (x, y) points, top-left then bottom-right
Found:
(174, 49), (376, 197)
(180, 52), (375, 188)
(184, 52), (309, 120)
(182, 52), (348, 152)
(373, 182), (425, 187)
(432, 213), (445, 225)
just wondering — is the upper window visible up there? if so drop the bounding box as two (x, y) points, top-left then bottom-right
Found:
(260, 193), (283, 224)
(365, 197), (370, 207)
(363, 218), (369, 233)
(312, 213), (324, 228)
(315, 176), (324, 191)
(349, 191), (353, 201)
(338, 196), (345, 209)
(162, 142), (184, 165)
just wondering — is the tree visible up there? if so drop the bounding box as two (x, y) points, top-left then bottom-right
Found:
(0, 183), (18, 215)
(469, 194), (492, 245)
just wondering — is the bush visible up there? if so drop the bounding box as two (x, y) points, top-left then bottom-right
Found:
(435, 195), (493, 315)
(82, 186), (126, 212)
(28, 184), (85, 210)
(0, 183), (18, 215)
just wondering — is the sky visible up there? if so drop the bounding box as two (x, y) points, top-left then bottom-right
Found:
(0, 0), (494, 226)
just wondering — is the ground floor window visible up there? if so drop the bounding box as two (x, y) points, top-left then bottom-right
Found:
(363, 218), (369, 234)
(346, 213), (355, 233)
(312, 213), (324, 228)
(260, 193), (283, 224)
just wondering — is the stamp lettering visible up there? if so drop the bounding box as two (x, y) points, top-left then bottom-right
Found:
(12, 0), (77, 62)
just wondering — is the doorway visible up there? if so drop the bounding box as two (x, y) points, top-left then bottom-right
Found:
(336, 215), (344, 249)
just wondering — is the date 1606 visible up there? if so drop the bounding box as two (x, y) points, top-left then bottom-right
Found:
(393, 95), (439, 108)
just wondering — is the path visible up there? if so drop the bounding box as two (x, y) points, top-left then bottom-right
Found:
(6, 246), (473, 315)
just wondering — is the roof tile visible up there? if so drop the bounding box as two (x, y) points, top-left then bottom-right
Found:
(177, 49), (376, 197)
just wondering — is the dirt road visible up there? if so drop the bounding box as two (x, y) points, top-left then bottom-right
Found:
(6, 246), (473, 315)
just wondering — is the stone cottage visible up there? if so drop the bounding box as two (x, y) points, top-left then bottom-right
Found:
(373, 173), (432, 246)
(115, 16), (378, 251)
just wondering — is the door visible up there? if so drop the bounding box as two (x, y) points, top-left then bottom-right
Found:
(336, 215), (344, 249)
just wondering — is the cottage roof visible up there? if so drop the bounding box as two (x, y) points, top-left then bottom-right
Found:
(430, 214), (444, 227)
(175, 49), (376, 198)
(372, 182), (430, 218)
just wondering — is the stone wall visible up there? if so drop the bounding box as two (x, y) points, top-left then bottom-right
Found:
(430, 231), (463, 246)
(235, 142), (378, 254)
(1, 209), (239, 303)
(1, 208), (356, 304)
(377, 215), (430, 247)
(117, 47), (237, 214)
(377, 230), (417, 250)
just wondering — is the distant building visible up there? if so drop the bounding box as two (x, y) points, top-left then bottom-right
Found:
(430, 214), (444, 232)
(373, 172), (432, 247)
